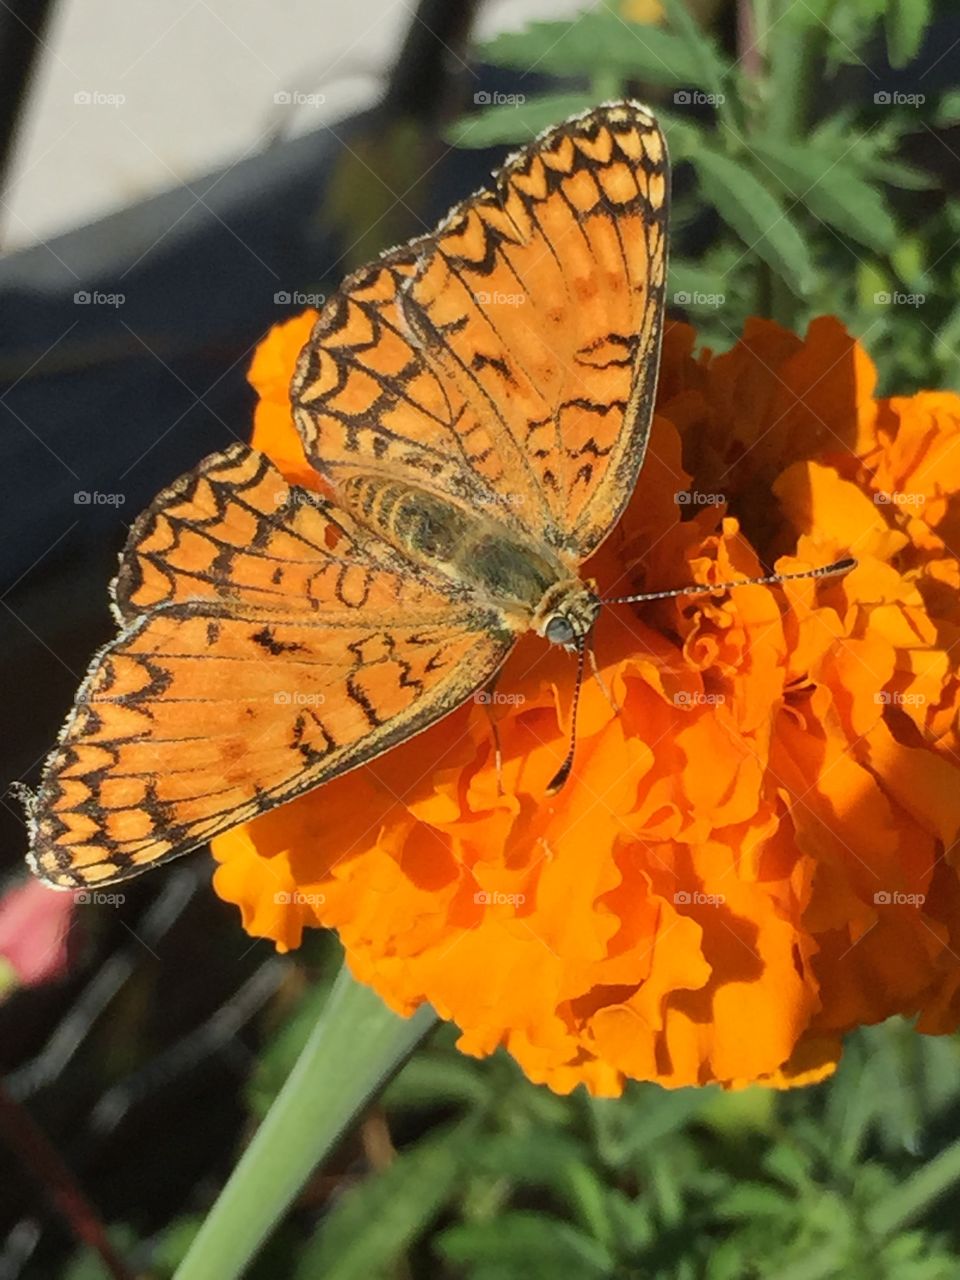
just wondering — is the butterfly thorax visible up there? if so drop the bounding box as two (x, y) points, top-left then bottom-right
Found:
(340, 473), (596, 643)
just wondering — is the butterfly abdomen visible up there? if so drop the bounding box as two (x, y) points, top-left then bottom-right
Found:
(342, 474), (471, 559)
(341, 473), (569, 616)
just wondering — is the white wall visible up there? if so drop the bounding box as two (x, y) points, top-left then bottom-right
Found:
(1, 0), (589, 252)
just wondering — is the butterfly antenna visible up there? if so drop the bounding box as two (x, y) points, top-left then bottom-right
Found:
(600, 556), (856, 607)
(546, 637), (588, 795)
(545, 558), (855, 797)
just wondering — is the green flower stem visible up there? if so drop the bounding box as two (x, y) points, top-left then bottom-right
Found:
(766, 0), (834, 140)
(175, 966), (438, 1280)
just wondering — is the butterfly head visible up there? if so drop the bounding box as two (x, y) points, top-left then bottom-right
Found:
(536, 580), (601, 653)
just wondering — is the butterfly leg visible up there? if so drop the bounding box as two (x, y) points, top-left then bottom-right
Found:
(478, 678), (505, 795)
(588, 642), (620, 713)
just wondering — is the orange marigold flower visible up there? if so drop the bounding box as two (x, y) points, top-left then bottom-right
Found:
(247, 307), (321, 489)
(211, 312), (960, 1095)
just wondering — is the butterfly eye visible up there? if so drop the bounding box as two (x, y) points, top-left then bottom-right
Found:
(545, 616), (575, 646)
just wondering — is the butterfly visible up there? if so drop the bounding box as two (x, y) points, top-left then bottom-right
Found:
(25, 100), (852, 891)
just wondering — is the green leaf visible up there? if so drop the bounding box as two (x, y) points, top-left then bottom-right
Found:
(713, 1183), (792, 1221)
(473, 1129), (588, 1183)
(447, 92), (598, 149)
(383, 1051), (492, 1109)
(935, 88), (960, 126)
(64, 1229), (138, 1280)
(438, 1211), (615, 1278)
(606, 1187), (654, 1254)
(862, 157), (936, 191)
(591, 1084), (716, 1165)
(478, 14), (712, 88)
(653, 107), (706, 161)
(468, 1127), (618, 1242)
(151, 1218), (204, 1274)
(749, 139), (897, 252)
(0, 956), (17, 1001)
(589, 1085), (707, 1168)
(885, 0), (931, 68)
(820, 0), (887, 72)
(294, 1120), (479, 1280)
(935, 308), (960, 391)
(699, 1085), (777, 1137)
(174, 966), (438, 1280)
(667, 258), (729, 312)
(649, 1151), (686, 1228)
(565, 1163), (619, 1249)
(691, 151), (814, 294)
(867, 1139), (960, 1236)
(763, 1141), (815, 1191)
(809, 113), (936, 190)
(658, 0), (730, 96)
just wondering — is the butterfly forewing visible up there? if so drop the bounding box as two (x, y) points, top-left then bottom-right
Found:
(292, 101), (668, 558)
(403, 102), (668, 558)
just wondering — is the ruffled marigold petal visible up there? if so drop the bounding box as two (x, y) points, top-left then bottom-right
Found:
(248, 310), (320, 488)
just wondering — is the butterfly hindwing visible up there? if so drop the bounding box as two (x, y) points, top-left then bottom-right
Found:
(28, 449), (516, 888)
(111, 443), (453, 621)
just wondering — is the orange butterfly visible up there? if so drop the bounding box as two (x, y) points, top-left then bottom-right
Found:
(25, 101), (848, 891)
